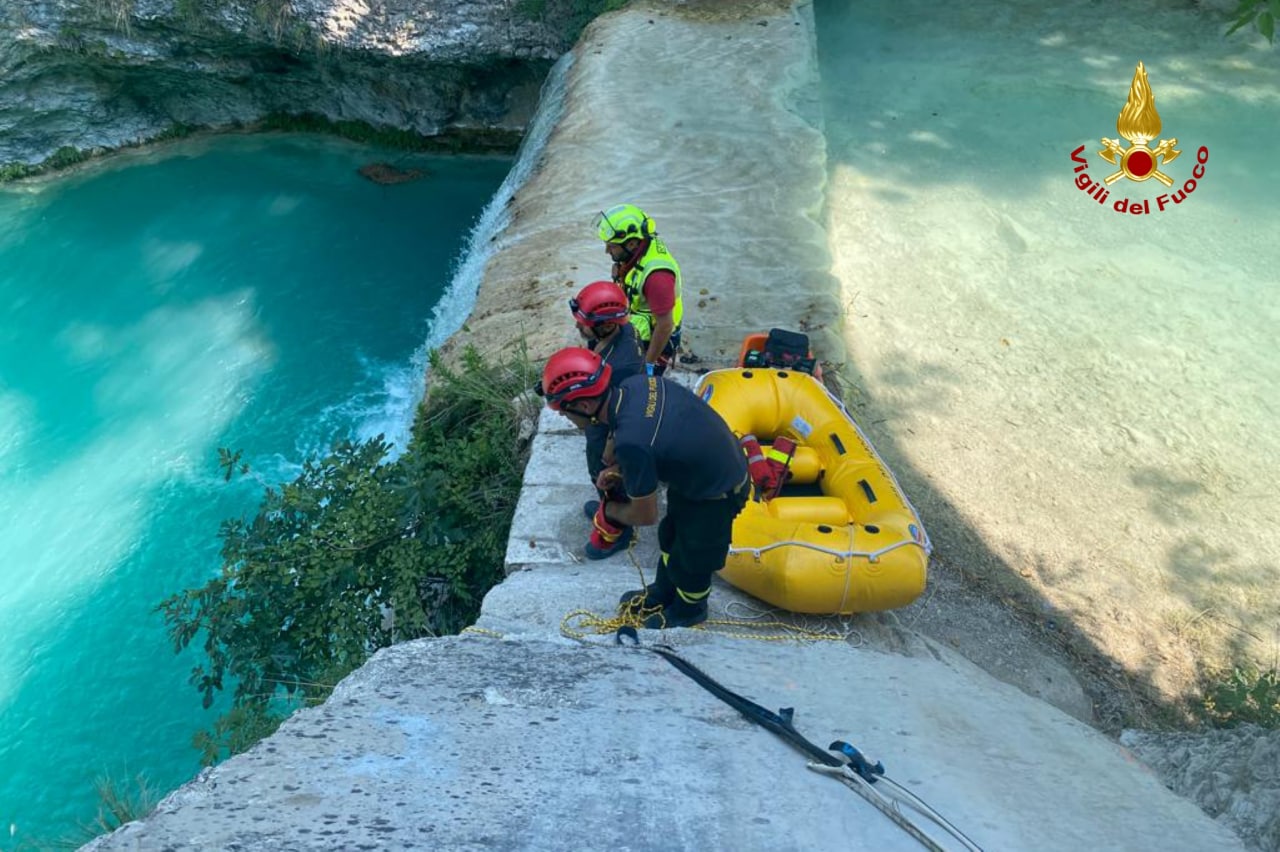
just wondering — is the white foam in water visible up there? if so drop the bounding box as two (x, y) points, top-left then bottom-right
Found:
(349, 356), (418, 450)
(268, 194), (302, 216)
(55, 320), (117, 363)
(144, 237), (205, 286)
(0, 388), (32, 466)
(358, 52), (575, 456)
(297, 351), (418, 458)
(0, 294), (269, 711)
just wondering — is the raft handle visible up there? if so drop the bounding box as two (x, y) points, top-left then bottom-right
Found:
(858, 479), (878, 504)
(865, 524), (880, 534)
(831, 434), (846, 455)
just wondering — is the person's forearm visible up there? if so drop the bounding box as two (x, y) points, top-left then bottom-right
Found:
(605, 497), (658, 527)
(646, 314), (675, 364)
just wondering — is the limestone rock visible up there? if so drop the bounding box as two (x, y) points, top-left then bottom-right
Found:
(0, 0), (591, 168)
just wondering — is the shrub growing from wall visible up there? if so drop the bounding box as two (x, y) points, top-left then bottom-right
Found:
(158, 344), (539, 764)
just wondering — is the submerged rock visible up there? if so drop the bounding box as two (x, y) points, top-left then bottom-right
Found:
(357, 161), (425, 184)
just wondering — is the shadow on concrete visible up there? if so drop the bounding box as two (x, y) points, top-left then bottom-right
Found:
(810, 0), (1280, 727)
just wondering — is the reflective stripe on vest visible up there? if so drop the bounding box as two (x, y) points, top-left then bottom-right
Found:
(622, 236), (683, 342)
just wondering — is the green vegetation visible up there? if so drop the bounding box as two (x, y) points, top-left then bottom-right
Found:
(171, 0), (626, 49)
(91, 0), (135, 35)
(0, 163), (36, 183)
(1203, 665), (1280, 728)
(0, 127), (201, 184)
(87, 773), (158, 836)
(0, 147), (91, 183)
(151, 122), (200, 142)
(0, 113), (516, 185)
(257, 112), (523, 154)
(47, 146), (92, 170)
(16, 773), (158, 851)
(516, 0), (631, 42)
(249, 0), (296, 43)
(165, 0), (311, 47)
(1225, 0), (1279, 42)
(158, 345), (539, 765)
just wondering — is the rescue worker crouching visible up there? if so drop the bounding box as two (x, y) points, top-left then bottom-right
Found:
(596, 203), (683, 376)
(541, 347), (750, 629)
(570, 281), (646, 559)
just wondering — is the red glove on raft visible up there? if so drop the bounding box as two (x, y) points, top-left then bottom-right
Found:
(739, 434), (797, 501)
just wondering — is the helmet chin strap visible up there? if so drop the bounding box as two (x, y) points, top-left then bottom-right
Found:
(586, 392), (608, 425)
(590, 323), (618, 343)
(616, 237), (647, 265)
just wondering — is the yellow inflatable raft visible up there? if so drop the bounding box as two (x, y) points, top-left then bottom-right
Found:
(696, 368), (931, 614)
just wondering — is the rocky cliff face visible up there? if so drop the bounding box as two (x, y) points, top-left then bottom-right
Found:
(0, 0), (589, 169)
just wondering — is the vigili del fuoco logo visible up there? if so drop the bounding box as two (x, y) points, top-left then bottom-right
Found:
(1069, 62), (1209, 214)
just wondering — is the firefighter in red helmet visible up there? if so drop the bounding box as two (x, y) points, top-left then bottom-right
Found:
(569, 281), (645, 559)
(541, 347), (749, 628)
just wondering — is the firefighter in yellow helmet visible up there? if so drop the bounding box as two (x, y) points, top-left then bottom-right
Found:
(596, 203), (683, 376)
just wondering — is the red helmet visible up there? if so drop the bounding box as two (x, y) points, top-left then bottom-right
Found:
(570, 281), (630, 328)
(541, 347), (612, 411)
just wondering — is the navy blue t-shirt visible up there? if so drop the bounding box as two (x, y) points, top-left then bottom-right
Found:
(608, 374), (746, 501)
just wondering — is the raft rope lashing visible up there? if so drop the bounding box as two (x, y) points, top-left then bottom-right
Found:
(728, 533), (925, 563)
(836, 522), (857, 614)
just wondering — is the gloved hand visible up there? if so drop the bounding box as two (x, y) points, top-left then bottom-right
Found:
(595, 465), (623, 493)
(739, 434), (780, 499)
(763, 436), (797, 499)
(589, 500), (625, 551)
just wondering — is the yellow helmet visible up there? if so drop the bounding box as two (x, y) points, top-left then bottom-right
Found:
(596, 203), (655, 244)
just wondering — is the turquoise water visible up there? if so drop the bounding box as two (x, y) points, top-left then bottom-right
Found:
(0, 134), (510, 845)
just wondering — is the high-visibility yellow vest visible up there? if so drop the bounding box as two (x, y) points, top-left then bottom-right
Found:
(621, 237), (683, 342)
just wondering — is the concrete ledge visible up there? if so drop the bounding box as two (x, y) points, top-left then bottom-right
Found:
(86, 630), (1245, 852)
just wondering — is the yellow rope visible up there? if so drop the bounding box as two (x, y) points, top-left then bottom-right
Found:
(555, 531), (853, 643)
(462, 528), (858, 645)
(561, 533), (664, 639)
(461, 625), (505, 639)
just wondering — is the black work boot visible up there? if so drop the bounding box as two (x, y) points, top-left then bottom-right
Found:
(618, 555), (675, 612)
(642, 594), (709, 629)
(618, 580), (675, 612)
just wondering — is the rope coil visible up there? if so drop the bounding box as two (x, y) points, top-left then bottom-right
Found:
(557, 532), (858, 643)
